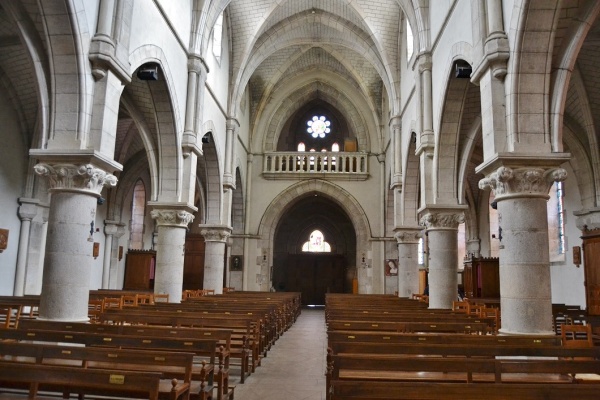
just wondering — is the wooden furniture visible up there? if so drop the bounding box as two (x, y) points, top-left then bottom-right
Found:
(581, 227), (600, 315)
(463, 255), (499, 299)
(123, 249), (156, 290)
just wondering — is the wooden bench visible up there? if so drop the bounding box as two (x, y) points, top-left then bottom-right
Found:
(0, 328), (227, 400)
(100, 308), (257, 380)
(18, 318), (236, 392)
(327, 319), (490, 334)
(0, 341), (195, 400)
(0, 360), (163, 400)
(329, 380), (600, 400)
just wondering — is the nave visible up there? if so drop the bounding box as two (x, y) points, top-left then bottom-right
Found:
(232, 308), (327, 400)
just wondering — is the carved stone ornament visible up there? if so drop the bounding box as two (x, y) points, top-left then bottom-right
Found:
(34, 163), (117, 195)
(478, 166), (567, 198)
(200, 228), (231, 243)
(420, 212), (465, 230)
(394, 230), (421, 244)
(150, 210), (195, 228)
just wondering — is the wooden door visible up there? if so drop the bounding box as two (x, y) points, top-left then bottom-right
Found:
(283, 254), (345, 305)
(582, 229), (600, 315)
(183, 234), (205, 290)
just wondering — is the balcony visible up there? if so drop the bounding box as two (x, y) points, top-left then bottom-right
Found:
(262, 152), (369, 180)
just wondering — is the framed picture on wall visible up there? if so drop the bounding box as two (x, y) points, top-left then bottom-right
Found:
(385, 259), (398, 276)
(230, 255), (243, 271)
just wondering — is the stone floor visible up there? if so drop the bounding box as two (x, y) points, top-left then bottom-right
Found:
(231, 307), (327, 400)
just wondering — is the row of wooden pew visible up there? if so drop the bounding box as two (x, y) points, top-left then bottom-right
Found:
(325, 293), (600, 400)
(0, 290), (301, 400)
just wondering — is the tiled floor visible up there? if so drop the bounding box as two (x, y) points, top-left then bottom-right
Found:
(231, 308), (327, 400)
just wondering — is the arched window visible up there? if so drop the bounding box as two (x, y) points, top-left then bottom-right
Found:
(297, 142), (306, 152)
(302, 230), (331, 252)
(406, 20), (414, 60)
(212, 12), (224, 62)
(130, 180), (146, 249)
(548, 182), (566, 261)
(331, 143), (340, 152)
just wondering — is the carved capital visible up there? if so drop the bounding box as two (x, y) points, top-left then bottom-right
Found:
(34, 163), (117, 196)
(200, 225), (232, 242)
(151, 209), (195, 228)
(479, 166), (567, 199)
(394, 228), (421, 244)
(420, 212), (464, 230)
(187, 54), (209, 77)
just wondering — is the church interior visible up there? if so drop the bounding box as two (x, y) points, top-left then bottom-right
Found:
(0, 0), (600, 398)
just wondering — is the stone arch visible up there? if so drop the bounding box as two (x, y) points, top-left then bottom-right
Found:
(1, 1), (50, 150)
(198, 121), (223, 224)
(550, 2), (600, 152)
(258, 179), (372, 289)
(259, 78), (373, 152)
(108, 151), (152, 224)
(506, 0), (561, 151)
(435, 59), (472, 203)
(457, 116), (482, 205)
(563, 121), (596, 210)
(119, 94), (160, 201)
(129, 45), (183, 202)
(402, 130), (420, 225)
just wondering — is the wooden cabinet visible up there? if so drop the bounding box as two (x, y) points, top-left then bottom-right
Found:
(463, 255), (499, 299)
(123, 250), (156, 290)
(183, 234), (205, 290)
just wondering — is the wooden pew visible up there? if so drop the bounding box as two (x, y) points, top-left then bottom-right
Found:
(0, 341), (196, 400)
(100, 308), (259, 378)
(0, 360), (163, 400)
(329, 380), (600, 400)
(327, 319), (490, 334)
(327, 330), (561, 346)
(0, 328), (227, 400)
(18, 318), (237, 392)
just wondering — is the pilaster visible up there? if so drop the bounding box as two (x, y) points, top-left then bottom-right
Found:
(13, 199), (40, 296)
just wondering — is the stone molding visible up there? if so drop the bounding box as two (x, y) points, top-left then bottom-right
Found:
(17, 198), (40, 221)
(34, 163), (117, 196)
(420, 211), (465, 230)
(188, 54), (209, 76)
(200, 225), (232, 243)
(479, 166), (567, 199)
(150, 209), (195, 228)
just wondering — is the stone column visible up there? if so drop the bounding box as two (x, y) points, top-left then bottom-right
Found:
(14, 199), (39, 296)
(200, 225), (232, 294)
(34, 163), (117, 321)
(150, 206), (195, 303)
(420, 209), (465, 309)
(480, 165), (567, 334)
(389, 116), (402, 188)
(108, 222), (127, 289)
(102, 220), (120, 289)
(466, 239), (481, 258)
(394, 228), (421, 298)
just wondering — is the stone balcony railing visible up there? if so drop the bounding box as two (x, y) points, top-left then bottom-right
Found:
(262, 151), (369, 180)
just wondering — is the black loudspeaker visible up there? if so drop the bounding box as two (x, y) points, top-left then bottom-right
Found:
(137, 64), (159, 81)
(455, 64), (472, 79)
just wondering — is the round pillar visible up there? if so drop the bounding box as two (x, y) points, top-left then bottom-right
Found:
(394, 228), (421, 298)
(150, 208), (195, 303)
(34, 163), (117, 321)
(420, 211), (464, 309)
(480, 165), (567, 334)
(200, 225), (231, 294)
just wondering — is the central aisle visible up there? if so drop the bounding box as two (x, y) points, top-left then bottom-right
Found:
(232, 308), (327, 400)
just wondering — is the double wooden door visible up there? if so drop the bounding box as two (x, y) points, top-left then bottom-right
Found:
(282, 254), (346, 305)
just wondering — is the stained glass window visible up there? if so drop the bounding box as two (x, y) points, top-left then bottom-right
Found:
(302, 230), (331, 252)
(307, 116), (331, 138)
